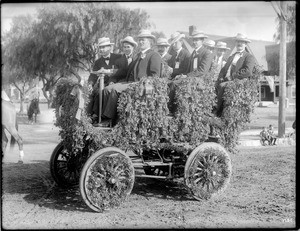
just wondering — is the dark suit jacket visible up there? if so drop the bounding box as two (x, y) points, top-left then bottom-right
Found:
(126, 49), (162, 82)
(168, 48), (190, 78)
(186, 46), (214, 77)
(109, 54), (133, 83)
(88, 53), (122, 86)
(218, 50), (256, 80)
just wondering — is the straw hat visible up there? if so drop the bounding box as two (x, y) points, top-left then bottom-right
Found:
(190, 30), (208, 39)
(97, 37), (114, 47)
(169, 32), (185, 44)
(156, 37), (170, 46)
(137, 29), (156, 39)
(214, 41), (230, 50)
(203, 39), (215, 48)
(235, 33), (251, 43)
(121, 36), (138, 47)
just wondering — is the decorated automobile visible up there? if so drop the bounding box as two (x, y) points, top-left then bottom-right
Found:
(50, 66), (260, 212)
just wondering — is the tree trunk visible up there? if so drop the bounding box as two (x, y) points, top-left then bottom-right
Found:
(41, 87), (51, 108)
(19, 93), (26, 114)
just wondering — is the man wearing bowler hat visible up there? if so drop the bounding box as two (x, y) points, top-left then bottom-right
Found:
(87, 37), (121, 122)
(101, 36), (138, 125)
(185, 30), (214, 78)
(215, 33), (256, 116)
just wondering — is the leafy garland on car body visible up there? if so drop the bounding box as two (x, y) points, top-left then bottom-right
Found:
(215, 64), (262, 153)
(53, 64), (261, 159)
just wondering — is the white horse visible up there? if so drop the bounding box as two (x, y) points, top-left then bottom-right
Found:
(2, 90), (24, 163)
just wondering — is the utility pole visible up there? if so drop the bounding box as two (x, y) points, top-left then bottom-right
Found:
(278, 1), (287, 137)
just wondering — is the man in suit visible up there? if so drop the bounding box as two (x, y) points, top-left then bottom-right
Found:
(156, 37), (173, 79)
(213, 41), (231, 82)
(87, 37), (121, 122)
(215, 33), (256, 116)
(203, 39), (216, 54)
(168, 32), (190, 79)
(126, 29), (162, 82)
(101, 36), (138, 125)
(167, 32), (190, 113)
(185, 30), (214, 78)
(102, 30), (162, 126)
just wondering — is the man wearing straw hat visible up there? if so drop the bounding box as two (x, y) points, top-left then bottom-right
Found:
(102, 30), (162, 126)
(156, 37), (173, 79)
(87, 37), (122, 123)
(126, 29), (162, 82)
(214, 41), (231, 71)
(101, 36), (138, 125)
(212, 41), (231, 82)
(185, 30), (214, 78)
(203, 39), (216, 54)
(215, 33), (256, 116)
(168, 32), (190, 79)
(167, 31), (190, 113)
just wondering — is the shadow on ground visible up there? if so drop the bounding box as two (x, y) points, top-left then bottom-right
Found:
(2, 161), (194, 213)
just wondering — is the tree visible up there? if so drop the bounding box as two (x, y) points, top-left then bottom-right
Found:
(29, 3), (151, 107)
(2, 15), (37, 113)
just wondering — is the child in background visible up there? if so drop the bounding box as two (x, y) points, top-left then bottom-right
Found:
(267, 124), (277, 145)
(260, 127), (270, 146)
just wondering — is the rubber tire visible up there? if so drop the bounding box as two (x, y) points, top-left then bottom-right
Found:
(50, 142), (79, 187)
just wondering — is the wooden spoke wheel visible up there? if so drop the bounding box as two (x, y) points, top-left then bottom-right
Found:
(79, 147), (135, 212)
(184, 142), (232, 200)
(50, 142), (81, 187)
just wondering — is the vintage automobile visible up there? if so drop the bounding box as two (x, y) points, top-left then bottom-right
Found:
(50, 68), (259, 212)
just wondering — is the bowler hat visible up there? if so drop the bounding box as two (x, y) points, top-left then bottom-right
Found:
(190, 30), (208, 39)
(235, 33), (251, 43)
(98, 37), (114, 47)
(169, 32), (185, 44)
(137, 29), (156, 39)
(156, 37), (170, 46)
(214, 41), (230, 50)
(121, 36), (138, 47)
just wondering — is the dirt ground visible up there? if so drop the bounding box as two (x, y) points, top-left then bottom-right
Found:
(1, 104), (297, 229)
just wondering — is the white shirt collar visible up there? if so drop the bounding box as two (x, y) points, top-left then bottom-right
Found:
(175, 47), (182, 55)
(195, 45), (202, 53)
(161, 52), (168, 58)
(140, 48), (151, 54)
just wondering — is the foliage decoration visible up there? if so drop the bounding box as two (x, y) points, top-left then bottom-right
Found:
(172, 72), (217, 146)
(53, 63), (260, 161)
(111, 76), (171, 153)
(215, 64), (261, 153)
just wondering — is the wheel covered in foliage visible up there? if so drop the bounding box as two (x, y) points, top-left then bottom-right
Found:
(79, 147), (135, 212)
(184, 142), (232, 200)
(50, 141), (81, 187)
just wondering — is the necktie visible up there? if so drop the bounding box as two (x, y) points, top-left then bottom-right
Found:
(127, 55), (132, 64)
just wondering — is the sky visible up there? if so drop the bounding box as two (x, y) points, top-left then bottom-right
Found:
(1, 2), (280, 41)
